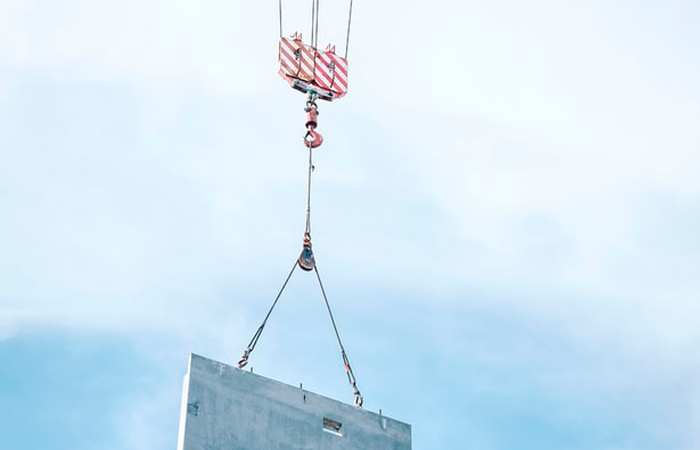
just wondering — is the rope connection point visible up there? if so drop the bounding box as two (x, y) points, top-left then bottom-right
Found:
(298, 233), (316, 271)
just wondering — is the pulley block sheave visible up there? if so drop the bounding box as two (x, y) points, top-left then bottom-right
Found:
(298, 233), (315, 271)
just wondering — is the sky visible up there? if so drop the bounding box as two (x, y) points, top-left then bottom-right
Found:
(1, 0), (699, 449)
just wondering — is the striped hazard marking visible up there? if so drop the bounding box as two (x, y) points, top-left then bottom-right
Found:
(314, 51), (348, 96)
(278, 36), (349, 100)
(279, 37), (315, 82)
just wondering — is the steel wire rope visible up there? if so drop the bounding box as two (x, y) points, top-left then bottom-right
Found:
(314, 0), (320, 48)
(306, 0), (354, 58)
(305, 145), (313, 235)
(313, 265), (364, 407)
(344, 0), (353, 59)
(309, 0), (314, 48)
(237, 260), (299, 368)
(278, 0), (283, 38)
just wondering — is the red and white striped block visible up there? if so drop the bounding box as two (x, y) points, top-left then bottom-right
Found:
(279, 35), (315, 82)
(314, 48), (348, 97)
(278, 34), (349, 101)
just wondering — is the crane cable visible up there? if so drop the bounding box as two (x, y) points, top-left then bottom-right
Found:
(236, 260), (298, 369)
(278, 0), (354, 57)
(304, 139), (313, 235)
(278, 0), (283, 38)
(313, 264), (363, 407)
(311, 0), (320, 49)
(344, 0), (353, 59)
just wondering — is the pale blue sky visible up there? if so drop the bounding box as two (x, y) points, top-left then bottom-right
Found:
(1, 1), (699, 449)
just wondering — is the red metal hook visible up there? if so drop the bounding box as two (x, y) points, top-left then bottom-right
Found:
(303, 103), (323, 148)
(304, 127), (323, 148)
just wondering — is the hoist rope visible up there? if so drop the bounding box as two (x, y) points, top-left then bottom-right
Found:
(310, 0), (319, 49)
(310, 0), (314, 46)
(316, 0), (321, 48)
(313, 0), (321, 48)
(278, 0), (283, 38)
(344, 0), (353, 59)
(305, 146), (313, 235)
(278, 0), (353, 59)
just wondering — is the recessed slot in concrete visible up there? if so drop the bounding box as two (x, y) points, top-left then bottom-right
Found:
(323, 417), (343, 437)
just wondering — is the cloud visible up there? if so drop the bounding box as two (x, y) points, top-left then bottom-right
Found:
(0, 313), (19, 340)
(0, 0), (278, 95)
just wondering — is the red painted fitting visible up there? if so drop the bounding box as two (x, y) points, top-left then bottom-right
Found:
(305, 107), (318, 129)
(303, 103), (322, 148)
(304, 126), (323, 148)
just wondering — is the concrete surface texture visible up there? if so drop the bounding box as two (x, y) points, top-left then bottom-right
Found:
(177, 353), (412, 450)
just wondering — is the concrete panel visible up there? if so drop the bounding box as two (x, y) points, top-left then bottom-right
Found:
(177, 353), (411, 450)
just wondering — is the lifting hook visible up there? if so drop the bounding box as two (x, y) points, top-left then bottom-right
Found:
(303, 101), (323, 148)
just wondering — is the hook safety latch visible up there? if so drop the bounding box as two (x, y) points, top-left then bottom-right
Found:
(303, 103), (323, 148)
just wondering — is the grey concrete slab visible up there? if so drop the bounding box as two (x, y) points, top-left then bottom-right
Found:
(177, 353), (411, 450)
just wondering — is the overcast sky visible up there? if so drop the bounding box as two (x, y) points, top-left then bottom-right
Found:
(1, 1), (699, 449)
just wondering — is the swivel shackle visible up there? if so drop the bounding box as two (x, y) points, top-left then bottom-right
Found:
(303, 100), (323, 148)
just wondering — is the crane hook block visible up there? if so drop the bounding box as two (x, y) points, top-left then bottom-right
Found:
(279, 32), (348, 102)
